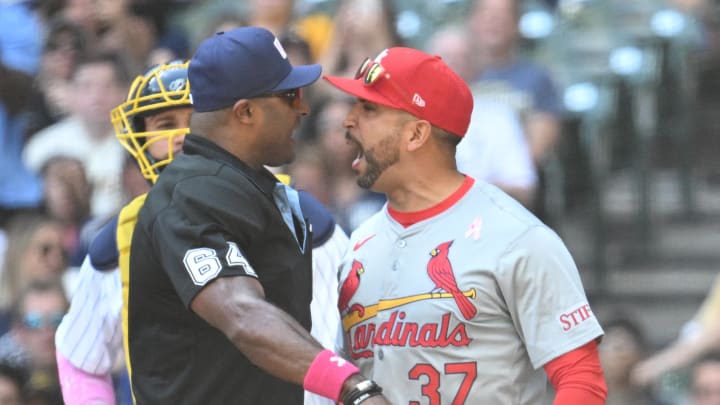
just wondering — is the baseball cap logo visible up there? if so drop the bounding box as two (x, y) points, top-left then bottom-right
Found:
(273, 37), (287, 59)
(168, 78), (186, 91)
(412, 93), (426, 107)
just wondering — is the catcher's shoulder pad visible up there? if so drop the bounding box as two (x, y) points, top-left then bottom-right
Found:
(298, 190), (335, 247)
(89, 215), (119, 271)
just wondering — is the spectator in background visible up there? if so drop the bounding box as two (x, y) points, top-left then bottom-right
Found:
(279, 30), (314, 79)
(0, 0), (44, 223)
(40, 157), (93, 269)
(287, 143), (333, 207)
(467, 0), (563, 166)
(467, 0), (562, 217)
(0, 281), (68, 405)
(280, 31), (323, 141)
(95, 0), (158, 76)
(317, 0), (402, 100)
(311, 96), (385, 232)
(425, 25), (474, 82)
(688, 352), (720, 405)
(145, 25), (192, 68)
(201, 9), (247, 40)
(599, 314), (656, 405)
(131, 0), (193, 62)
(245, 0), (334, 64)
(26, 17), (87, 138)
(180, 0), (330, 63)
(457, 99), (537, 208)
(30, 0), (65, 27)
(426, 24), (537, 207)
(246, 0), (297, 37)
(0, 214), (68, 336)
(0, 361), (26, 405)
(632, 275), (720, 389)
(24, 52), (129, 221)
(61, 0), (101, 37)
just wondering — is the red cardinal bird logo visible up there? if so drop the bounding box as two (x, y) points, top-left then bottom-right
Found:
(338, 260), (366, 317)
(427, 241), (477, 320)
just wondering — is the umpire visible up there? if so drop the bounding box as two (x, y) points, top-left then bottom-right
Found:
(127, 27), (389, 404)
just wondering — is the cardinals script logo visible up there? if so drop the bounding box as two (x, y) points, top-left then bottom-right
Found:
(340, 241), (478, 359)
(427, 241), (477, 320)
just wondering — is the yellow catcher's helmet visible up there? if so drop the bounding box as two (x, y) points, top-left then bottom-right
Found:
(110, 60), (191, 183)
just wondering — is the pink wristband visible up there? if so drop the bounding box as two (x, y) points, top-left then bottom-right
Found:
(303, 349), (360, 401)
(56, 351), (116, 404)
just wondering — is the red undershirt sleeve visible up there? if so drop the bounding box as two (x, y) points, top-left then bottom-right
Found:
(543, 340), (608, 405)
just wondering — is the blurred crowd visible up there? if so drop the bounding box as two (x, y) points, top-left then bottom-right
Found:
(1, 0), (720, 404)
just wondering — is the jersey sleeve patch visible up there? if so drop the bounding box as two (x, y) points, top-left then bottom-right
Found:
(88, 215), (119, 271)
(557, 301), (595, 333)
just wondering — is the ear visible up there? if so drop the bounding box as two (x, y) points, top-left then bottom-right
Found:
(231, 99), (254, 124)
(406, 119), (432, 152)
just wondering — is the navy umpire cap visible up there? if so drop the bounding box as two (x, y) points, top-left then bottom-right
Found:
(188, 26), (322, 112)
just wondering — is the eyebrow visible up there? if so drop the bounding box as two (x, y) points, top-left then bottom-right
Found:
(148, 113), (178, 123)
(152, 116), (176, 123)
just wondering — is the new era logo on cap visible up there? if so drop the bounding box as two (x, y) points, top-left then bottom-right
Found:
(323, 47), (473, 137)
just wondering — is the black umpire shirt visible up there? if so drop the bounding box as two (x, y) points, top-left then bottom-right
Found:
(128, 134), (313, 404)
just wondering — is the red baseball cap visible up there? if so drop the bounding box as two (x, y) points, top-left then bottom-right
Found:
(323, 47), (473, 137)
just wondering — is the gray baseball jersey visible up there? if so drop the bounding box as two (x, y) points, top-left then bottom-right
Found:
(337, 178), (603, 404)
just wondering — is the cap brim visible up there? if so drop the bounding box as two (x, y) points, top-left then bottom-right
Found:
(323, 75), (404, 111)
(272, 64), (322, 91)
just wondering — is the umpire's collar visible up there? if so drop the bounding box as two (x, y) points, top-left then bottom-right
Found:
(182, 133), (278, 198)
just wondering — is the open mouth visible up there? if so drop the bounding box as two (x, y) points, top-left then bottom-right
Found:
(346, 131), (364, 170)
